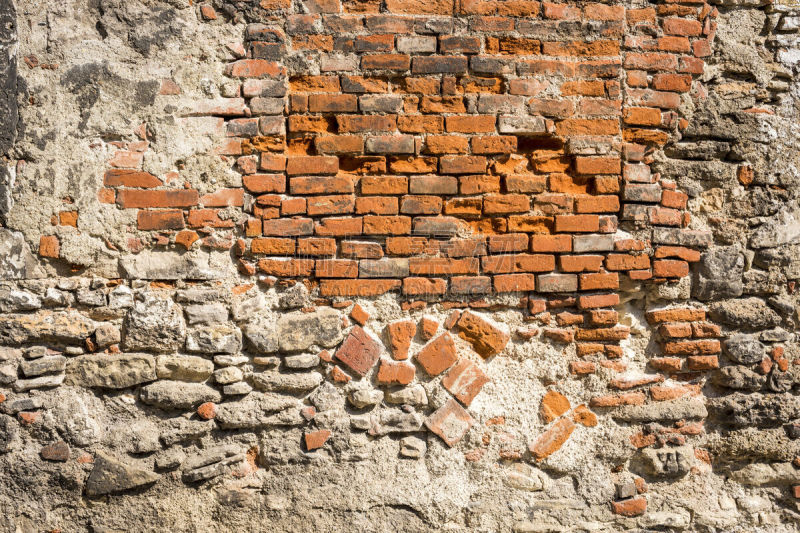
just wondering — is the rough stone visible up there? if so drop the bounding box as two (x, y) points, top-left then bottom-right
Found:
(123, 297), (186, 353)
(67, 353), (156, 389)
(155, 355), (214, 382)
(277, 308), (343, 352)
(139, 381), (222, 410)
(85, 451), (160, 496)
(186, 324), (242, 354)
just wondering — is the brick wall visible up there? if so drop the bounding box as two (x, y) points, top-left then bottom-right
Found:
(7, 0), (800, 529)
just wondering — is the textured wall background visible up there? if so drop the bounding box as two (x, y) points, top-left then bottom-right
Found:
(1, 0), (800, 531)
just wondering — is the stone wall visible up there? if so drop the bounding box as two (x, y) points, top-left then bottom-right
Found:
(1, 0), (800, 531)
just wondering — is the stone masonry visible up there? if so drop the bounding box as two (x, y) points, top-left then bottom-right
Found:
(1, 0), (800, 530)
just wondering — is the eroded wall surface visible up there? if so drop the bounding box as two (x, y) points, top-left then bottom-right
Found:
(1, 0), (800, 531)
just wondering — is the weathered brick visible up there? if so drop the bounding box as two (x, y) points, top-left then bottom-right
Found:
(137, 210), (185, 231)
(117, 190), (199, 209)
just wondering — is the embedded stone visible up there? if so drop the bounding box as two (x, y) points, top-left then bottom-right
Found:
(348, 388), (384, 409)
(156, 355), (214, 382)
(139, 381), (222, 410)
(694, 246), (744, 301)
(0, 290), (41, 313)
(243, 317), (280, 353)
(14, 374), (65, 392)
(184, 303), (228, 325)
(709, 298), (781, 329)
(277, 307), (344, 352)
(0, 229), (43, 280)
(385, 384), (428, 406)
(120, 251), (222, 280)
(415, 333), (458, 376)
(186, 324), (242, 354)
(456, 311), (509, 357)
(0, 310), (96, 345)
(425, 398), (474, 447)
(352, 409), (424, 436)
(214, 366), (243, 385)
(251, 371), (323, 394)
(214, 393), (301, 429)
(20, 355), (66, 377)
(399, 436), (426, 458)
(85, 451), (160, 496)
(41, 441), (70, 462)
(94, 323), (121, 347)
(0, 415), (19, 453)
(723, 334), (765, 364)
(123, 297), (186, 353)
(335, 326), (382, 376)
(712, 366), (766, 391)
(636, 446), (694, 477)
(67, 353), (156, 389)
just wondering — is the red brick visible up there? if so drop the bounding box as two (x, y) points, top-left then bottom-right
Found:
(450, 276), (492, 295)
(558, 255), (604, 273)
(286, 156), (339, 176)
(316, 259), (359, 278)
(39, 236), (59, 258)
(440, 155), (487, 174)
(460, 0), (540, 16)
(320, 279), (400, 296)
(424, 398), (474, 447)
(442, 358), (490, 406)
(335, 326), (382, 376)
(554, 215), (599, 233)
(663, 17), (703, 36)
(226, 59), (285, 78)
(362, 54), (411, 70)
(612, 497), (647, 517)
(415, 332), (458, 376)
(314, 217), (363, 236)
(103, 169), (162, 188)
(137, 210), (185, 230)
(652, 73), (692, 92)
(360, 176), (408, 194)
(653, 259), (689, 278)
(445, 115), (496, 133)
(117, 190), (198, 208)
(529, 417), (575, 461)
(257, 258), (315, 277)
(494, 273), (536, 292)
(530, 235), (572, 252)
(251, 237), (296, 255)
(578, 293), (620, 309)
(263, 218), (313, 236)
(605, 253), (650, 270)
(244, 174), (286, 194)
(402, 277), (447, 296)
(386, 320), (417, 360)
(457, 310), (509, 357)
(304, 429), (332, 451)
(646, 308), (706, 324)
(376, 359), (416, 385)
(363, 215), (411, 235)
(579, 272), (619, 290)
(482, 254), (555, 273)
(488, 234), (528, 253)
(663, 340), (721, 356)
(687, 355), (719, 370)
